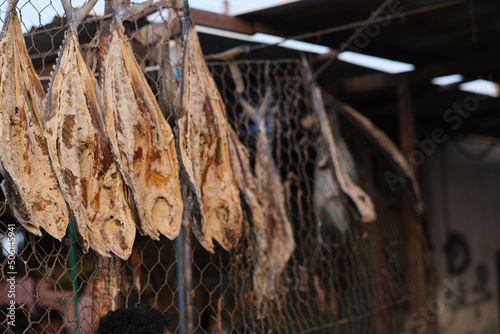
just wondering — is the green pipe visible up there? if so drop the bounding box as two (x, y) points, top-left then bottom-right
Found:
(67, 219), (80, 333)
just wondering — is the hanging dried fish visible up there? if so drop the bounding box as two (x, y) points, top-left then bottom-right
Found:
(0, 0), (69, 240)
(227, 128), (264, 236)
(323, 93), (424, 214)
(311, 84), (376, 223)
(102, 0), (182, 241)
(226, 128), (268, 304)
(313, 110), (363, 241)
(158, 23), (180, 125)
(178, 24), (242, 252)
(43, 0), (135, 260)
(228, 62), (295, 303)
(313, 149), (350, 237)
(300, 54), (376, 223)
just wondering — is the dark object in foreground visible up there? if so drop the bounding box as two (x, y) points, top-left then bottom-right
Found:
(96, 305), (170, 334)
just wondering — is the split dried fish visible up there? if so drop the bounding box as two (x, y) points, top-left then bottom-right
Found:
(178, 24), (242, 252)
(314, 150), (350, 237)
(0, 1), (68, 240)
(227, 128), (264, 238)
(311, 83), (376, 223)
(229, 62), (295, 303)
(43, 0), (135, 260)
(103, 0), (182, 241)
(324, 93), (424, 214)
(313, 112), (359, 239)
(301, 54), (376, 223)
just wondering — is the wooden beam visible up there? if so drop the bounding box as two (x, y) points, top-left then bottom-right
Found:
(397, 82), (427, 333)
(328, 52), (500, 94)
(190, 8), (286, 37)
(138, 1), (286, 37)
(191, 8), (254, 34)
(397, 80), (415, 160)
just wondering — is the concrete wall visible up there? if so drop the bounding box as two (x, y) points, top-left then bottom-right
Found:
(422, 137), (500, 334)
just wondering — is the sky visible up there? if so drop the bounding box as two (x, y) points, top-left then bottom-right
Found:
(0, 0), (300, 32)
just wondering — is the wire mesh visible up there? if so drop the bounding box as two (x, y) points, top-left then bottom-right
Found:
(0, 2), (436, 333)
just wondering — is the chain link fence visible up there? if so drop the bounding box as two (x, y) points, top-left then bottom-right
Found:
(0, 1), (436, 333)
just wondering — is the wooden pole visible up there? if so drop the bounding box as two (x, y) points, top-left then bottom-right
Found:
(362, 149), (392, 334)
(92, 0), (122, 330)
(92, 255), (122, 330)
(397, 80), (426, 332)
(397, 80), (416, 159)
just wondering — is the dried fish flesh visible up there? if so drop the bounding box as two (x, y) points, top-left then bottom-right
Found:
(240, 88), (295, 303)
(0, 1), (68, 240)
(178, 24), (242, 252)
(103, 3), (182, 240)
(313, 150), (350, 237)
(227, 128), (269, 304)
(227, 128), (264, 239)
(313, 111), (361, 238)
(228, 62), (295, 303)
(311, 83), (376, 223)
(43, 0), (135, 260)
(324, 94), (424, 214)
(158, 29), (180, 125)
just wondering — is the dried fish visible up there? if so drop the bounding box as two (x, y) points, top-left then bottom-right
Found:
(102, 0), (182, 241)
(311, 83), (376, 223)
(158, 26), (180, 125)
(314, 150), (350, 236)
(43, 0), (135, 260)
(324, 93), (424, 214)
(229, 62), (295, 303)
(227, 128), (264, 237)
(178, 24), (242, 252)
(226, 128), (267, 304)
(0, 1), (68, 240)
(313, 112), (361, 238)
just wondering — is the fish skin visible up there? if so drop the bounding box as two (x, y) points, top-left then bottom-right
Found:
(103, 24), (183, 241)
(44, 27), (135, 260)
(0, 11), (69, 240)
(178, 24), (242, 252)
